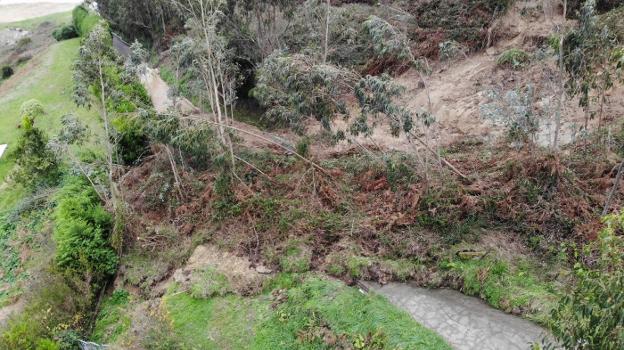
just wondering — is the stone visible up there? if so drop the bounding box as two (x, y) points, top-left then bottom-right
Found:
(255, 265), (273, 274)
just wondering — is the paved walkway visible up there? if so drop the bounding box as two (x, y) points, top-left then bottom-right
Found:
(365, 282), (550, 350)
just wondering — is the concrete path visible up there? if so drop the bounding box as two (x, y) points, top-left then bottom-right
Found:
(365, 282), (550, 350)
(0, 144), (7, 158)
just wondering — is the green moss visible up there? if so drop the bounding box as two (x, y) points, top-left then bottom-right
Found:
(164, 275), (451, 350)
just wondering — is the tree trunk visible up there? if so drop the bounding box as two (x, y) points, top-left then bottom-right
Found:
(323, 0), (330, 64)
(603, 159), (624, 216)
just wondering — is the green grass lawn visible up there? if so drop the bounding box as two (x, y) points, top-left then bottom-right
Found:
(0, 38), (103, 211)
(161, 274), (451, 350)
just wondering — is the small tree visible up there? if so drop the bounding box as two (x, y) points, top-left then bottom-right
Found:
(563, 0), (616, 130)
(73, 23), (127, 251)
(480, 85), (540, 147)
(10, 100), (60, 189)
(172, 0), (239, 171)
(252, 52), (354, 132)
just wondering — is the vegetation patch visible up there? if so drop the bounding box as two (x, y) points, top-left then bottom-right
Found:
(163, 274), (451, 350)
(496, 48), (530, 69)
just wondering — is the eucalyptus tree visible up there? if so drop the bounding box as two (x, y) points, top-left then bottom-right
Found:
(563, 0), (617, 130)
(96, 0), (183, 47)
(72, 23), (127, 248)
(171, 0), (239, 172)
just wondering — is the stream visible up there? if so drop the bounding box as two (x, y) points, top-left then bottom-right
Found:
(364, 282), (551, 350)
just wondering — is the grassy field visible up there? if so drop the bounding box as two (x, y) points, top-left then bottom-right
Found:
(0, 11), (72, 31)
(0, 37), (102, 211)
(93, 274), (451, 349)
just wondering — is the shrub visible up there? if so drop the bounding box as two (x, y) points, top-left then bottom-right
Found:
(496, 48), (530, 69)
(52, 24), (79, 41)
(72, 5), (100, 36)
(363, 15), (414, 71)
(15, 37), (32, 52)
(10, 101), (60, 189)
(546, 211), (624, 350)
(252, 52), (352, 132)
(111, 115), (150, 165)
(1, 66), (13, 79)
(53, 177), (118, 283)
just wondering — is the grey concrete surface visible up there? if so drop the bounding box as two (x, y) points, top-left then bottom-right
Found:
(364, 282), (550, 350)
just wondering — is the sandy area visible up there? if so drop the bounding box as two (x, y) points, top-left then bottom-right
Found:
(0, 1), (81, 23)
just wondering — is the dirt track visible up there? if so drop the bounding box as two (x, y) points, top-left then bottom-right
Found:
(0, 1), (80, 23)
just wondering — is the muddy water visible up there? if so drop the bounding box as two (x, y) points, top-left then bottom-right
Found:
(365, 282), (550, 350)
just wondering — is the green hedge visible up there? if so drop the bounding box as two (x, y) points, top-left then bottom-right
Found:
(53, 177), (118, 283)
(52, 24), (79, 41)
(72, 5), (101, 36)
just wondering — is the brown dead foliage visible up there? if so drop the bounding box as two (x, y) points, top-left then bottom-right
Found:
(118, 135), (620, 287)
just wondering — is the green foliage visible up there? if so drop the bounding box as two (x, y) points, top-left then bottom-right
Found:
(363, 15), (414, 70)
(562, 0), (616, 110)
(252, 52), (352, 133)
(73, 23), (152, 165)
(279, 243), (312, 273)
(9, 101), (60, 189)
(409, 0), (512, 52)
(1, 66), (13, 80)
(496, 48), (530, 69)
(20, 99), (45, 123)
(351, 74), (414, 138)
(164, 275), (451, 349)
(111, 115), (149, 165)
(0, 272), (92, 350)
(97, 0), (183, 46)
(52, 24), (79, 41)
(53, 177), (118, 283)
(72, 5), (101, 36)
(547, 211), (624, 350)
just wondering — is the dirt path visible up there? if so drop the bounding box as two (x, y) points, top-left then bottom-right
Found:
(139, 67), (295, 151)
(0, 1), (80, 23)
(365, 282), (551, 350)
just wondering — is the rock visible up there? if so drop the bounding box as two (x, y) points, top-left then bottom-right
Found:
(255, 265), (273, 274)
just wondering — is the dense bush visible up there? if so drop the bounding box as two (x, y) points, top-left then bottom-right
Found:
(52, 24), (79, 41)
(547, 210), (624, 350)
(9, 100), (61, 189)
(252, 52), (353, 132)
(1, 65), (13, 79)
(97, 0), (183, 47)
(406, 0), (512, 55)
(53, 177), (118, 284)
(72, 5), (100, 36)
